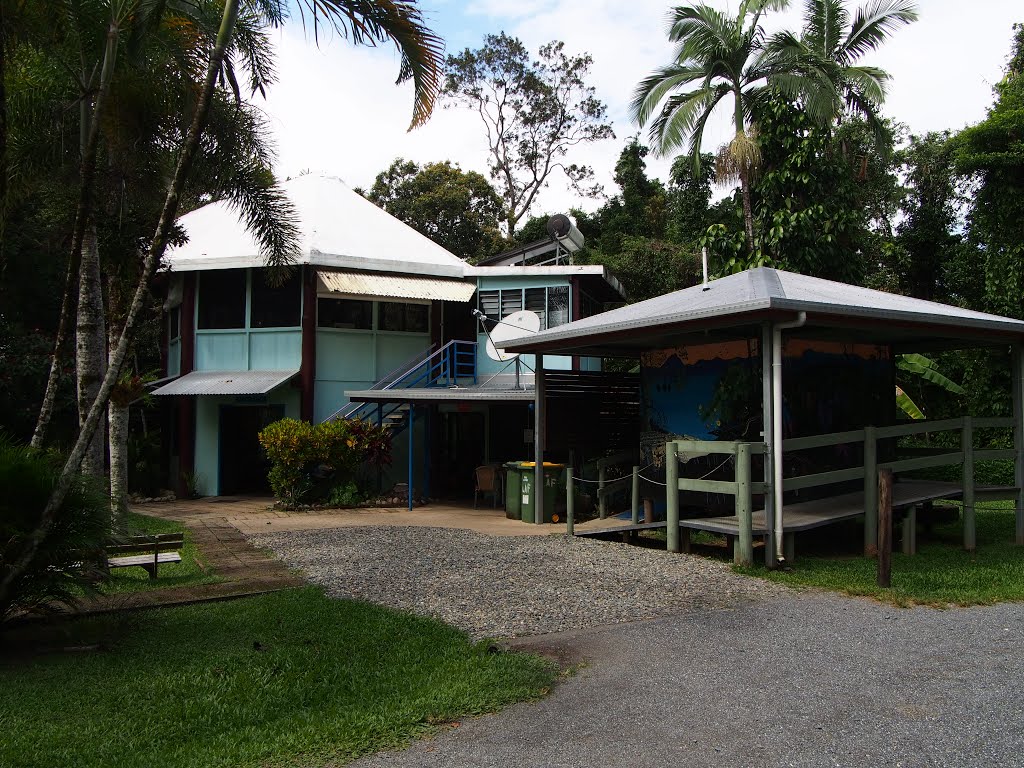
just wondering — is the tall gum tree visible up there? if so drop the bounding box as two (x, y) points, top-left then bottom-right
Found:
(443, 33), (614, 238)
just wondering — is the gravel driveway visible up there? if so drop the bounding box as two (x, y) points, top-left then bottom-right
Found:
(247, 526), (784, 639)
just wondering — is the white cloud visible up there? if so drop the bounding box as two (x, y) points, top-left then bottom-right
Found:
(259, 1), (1022, 222)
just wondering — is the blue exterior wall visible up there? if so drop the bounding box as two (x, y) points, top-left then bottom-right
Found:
(313, 327), (430, 423)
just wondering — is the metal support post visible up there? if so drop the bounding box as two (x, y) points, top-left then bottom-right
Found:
(534, 356), (545, 525)
(566, 469), (575, 536)
(407, 403), (415, 512)
(761, 324), (774, 568)
(1014, 345), (1024, 545)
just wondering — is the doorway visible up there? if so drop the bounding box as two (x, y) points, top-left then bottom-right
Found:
(439, 410), (486, 498)
(218, 404), (284, 495)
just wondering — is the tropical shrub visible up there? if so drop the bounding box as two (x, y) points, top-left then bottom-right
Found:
(0, 434), (110, 622)
(258, 419), (391, 506)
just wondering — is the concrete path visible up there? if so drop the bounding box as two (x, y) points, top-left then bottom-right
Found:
(138, 496), (571, 537)
(355, 592), (1024, 768)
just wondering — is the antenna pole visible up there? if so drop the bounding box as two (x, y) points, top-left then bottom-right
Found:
(702, 247), (709, 291)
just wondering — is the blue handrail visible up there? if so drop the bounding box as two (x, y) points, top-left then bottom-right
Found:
(326, 340), (478, 433)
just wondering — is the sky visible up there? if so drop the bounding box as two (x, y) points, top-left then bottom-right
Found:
(257, 0), (1022, 218)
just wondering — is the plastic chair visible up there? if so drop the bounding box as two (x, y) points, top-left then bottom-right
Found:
(474, 465), (502, 508)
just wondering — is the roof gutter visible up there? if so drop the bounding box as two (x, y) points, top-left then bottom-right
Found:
(772, 311), (807, 566)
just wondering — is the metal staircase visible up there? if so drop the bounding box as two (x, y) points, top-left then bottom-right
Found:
(326, 339), (477, 439)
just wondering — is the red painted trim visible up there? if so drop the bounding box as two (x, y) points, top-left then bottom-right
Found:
(300, 266), (317, 422)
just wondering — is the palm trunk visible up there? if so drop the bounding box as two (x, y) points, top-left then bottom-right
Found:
(108, 401), (129, 520)
(0, 0), (242, 609)
(76, 224), (107, 477)
(108, 285), (127, 520)
(31, 20), (119, 447)
(739, 169), (755, 254)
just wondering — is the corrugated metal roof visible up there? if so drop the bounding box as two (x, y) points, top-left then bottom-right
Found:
(152, 370), (298, 396)
(502, 267), (1024, 354)
(316, 269), (476, 302)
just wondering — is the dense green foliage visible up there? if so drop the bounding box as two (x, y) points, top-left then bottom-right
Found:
(258, 418), (392, 506)
(364, 158), (506, 262)
(0, 587), (556, 768)
(0, 435), (109, 621)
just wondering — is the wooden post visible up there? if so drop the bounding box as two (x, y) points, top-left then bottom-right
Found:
(863, 425), (878, 557)
(566, 467), (575, 536)
(598, 464), (607, 519)
(631, 465), (640, 525)
(643, 497), (654, 524)
(878, 467), (893, 588)
(407, 403), (415, 512)
(962, 415), (975, 552)
(735, 443), (753, 567)
(902, 504), (917, 556)
(1013, 345), (1024, 545)
(666, 442), (680, 553)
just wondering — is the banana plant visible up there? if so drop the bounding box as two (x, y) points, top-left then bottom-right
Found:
(895, 353), (966, 420)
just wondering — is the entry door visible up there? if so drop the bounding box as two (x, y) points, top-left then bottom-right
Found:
(219, 405), (284, 495)
(440, 411), (485, 498)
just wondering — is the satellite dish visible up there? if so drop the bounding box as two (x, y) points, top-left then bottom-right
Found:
(485, 310), (541, 362)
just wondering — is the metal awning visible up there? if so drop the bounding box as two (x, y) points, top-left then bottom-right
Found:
(151, 370), (298, 396)
(316, 269), (476, 302)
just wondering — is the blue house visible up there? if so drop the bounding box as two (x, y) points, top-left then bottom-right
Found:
(154, 174), (625, 498)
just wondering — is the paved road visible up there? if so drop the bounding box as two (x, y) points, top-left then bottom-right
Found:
(354, 592), (1024, 768)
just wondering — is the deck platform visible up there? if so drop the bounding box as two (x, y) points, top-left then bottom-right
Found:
(575, 480), (1019, 556)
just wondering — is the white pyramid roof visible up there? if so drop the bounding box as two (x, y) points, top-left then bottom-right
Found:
(164, 174), (467, 278)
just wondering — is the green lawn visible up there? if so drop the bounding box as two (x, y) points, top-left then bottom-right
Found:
(739, 500), (1024, 606)
(100, 511), (219, 595)
(0, 587), (556, 768)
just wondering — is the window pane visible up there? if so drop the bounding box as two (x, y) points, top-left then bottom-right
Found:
(547, 285), (569, 328)
(500, 289), (522, 318)
(317, 298), (372, 329)
(197, 270), (246, 329)
(525, 288), (547, 329)
(378, 302), (429, 333)
(169, 306), (180, 340)
(479, 290), (500, 323)
(250, 270), (301, 328)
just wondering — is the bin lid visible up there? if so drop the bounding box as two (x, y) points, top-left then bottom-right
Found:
(519, 462), (565, 468)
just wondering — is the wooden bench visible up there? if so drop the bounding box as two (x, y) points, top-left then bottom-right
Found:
(106, 534), (185, 579)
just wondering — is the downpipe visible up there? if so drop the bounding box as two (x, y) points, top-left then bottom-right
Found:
(772, 311), (806, 566)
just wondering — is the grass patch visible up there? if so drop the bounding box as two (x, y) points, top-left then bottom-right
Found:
(98, 511), (219, 595)
(737, 501), (1024, 606)
(0, 587), (556, 768)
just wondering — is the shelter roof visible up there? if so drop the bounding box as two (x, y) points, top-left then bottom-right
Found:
(501, 267), (1024, 356)
(164, 174), (466, 278)
(151, 370), (297, 396)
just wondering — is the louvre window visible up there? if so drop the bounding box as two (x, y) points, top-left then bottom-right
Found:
(500, 290), (523, 318)
(525, 288), (547, 329)
(547, 285), (569, 328)
(197, 270), (246, 329)
(479, 290), (501, 323)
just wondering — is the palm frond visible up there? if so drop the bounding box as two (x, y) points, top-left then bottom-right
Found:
(803, 0), (847, 57)
(630, 63), (709, 127)
(294, 0), (444, 129)
(895, 386), (925, 420)
(648, 85), (726, 157)
(843, 64), (888, 105)
(843, 0), (917, 62)
(897, 353), (966, 394)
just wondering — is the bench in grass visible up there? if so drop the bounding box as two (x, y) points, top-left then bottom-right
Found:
(106, 534), (185, 579)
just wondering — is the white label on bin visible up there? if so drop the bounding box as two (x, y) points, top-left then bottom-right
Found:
(522, 494), (529, 505)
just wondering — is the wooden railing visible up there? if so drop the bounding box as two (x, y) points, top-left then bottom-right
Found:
(656, 416), (1018, 559)
(665, 439), (767, 567)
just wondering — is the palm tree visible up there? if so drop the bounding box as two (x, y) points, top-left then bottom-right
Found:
(765, 0), (917, 140)
(631, 1), (793, 253)
(0, 0), (445, 609)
